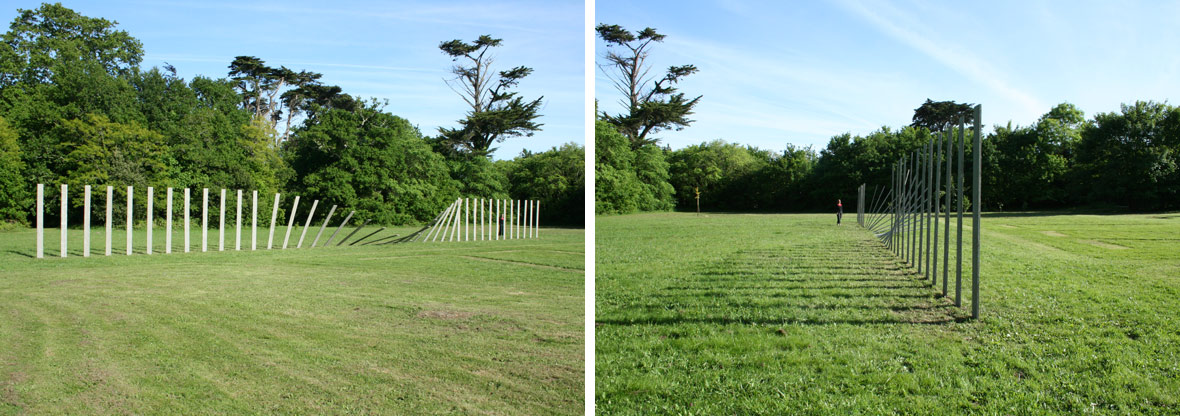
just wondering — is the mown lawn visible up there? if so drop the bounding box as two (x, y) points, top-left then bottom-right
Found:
(0, 224), (584, 415)
(596, 212), (1180, 415)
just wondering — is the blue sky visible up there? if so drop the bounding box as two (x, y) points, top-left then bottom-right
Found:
(0, 0), (584, 159)
(595, 0), (1180, 152)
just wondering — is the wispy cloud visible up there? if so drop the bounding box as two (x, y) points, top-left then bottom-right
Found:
(832, 0), (1044, 116)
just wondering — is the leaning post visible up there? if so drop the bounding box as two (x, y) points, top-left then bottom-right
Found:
(283, 196), (300, 249)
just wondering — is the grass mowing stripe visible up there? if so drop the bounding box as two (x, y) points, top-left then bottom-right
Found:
(1, 226), (583, 415)
(597, 211), (1180, 415)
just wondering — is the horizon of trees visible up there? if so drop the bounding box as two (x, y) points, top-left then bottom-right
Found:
(0, 3), (584, 228)
(597, 100), (1180, 214)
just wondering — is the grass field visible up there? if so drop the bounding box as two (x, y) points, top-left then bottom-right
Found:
(596, 211), (1180, 415)
(0, 224), (584, 415)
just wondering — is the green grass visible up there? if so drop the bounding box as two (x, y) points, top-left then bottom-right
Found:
(596, 211), (1180, 415)
(0, 224), (584, 415)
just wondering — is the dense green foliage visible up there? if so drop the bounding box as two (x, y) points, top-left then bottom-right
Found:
(0, 225), (584, 414)
(597, 212), (1180, 414)
(503, 143), (586, 226)
(595, 120), (673, 214)
(598, 100), (1180, 214)
(0, 4), (581, 226)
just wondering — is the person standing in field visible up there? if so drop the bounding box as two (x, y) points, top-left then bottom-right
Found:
(836, 199), (843, 225)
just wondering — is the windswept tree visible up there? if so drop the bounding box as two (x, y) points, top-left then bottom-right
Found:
(228, 56), (322, 143)
(596, 23), (700, 149)
(911, 99), (975, 132)
(438, 35), (543, 156)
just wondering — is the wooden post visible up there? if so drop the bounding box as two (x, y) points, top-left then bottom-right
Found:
(283, 196), (300, 249)
(201, 188), (208, 252)
(312, 204), (337, 247)
(36, 183), (43, 258)
(60, 184), (67, 257)
(236, 189), (242, 250)
(297, 199), (318, 248)
(106, 186), (113, 256)
(183, 188), (190, 253)
(166, 188), (172, 254)
(146, 186), (153, 255)
(126, 186), (133, 255)
(425, 201), (451, 242)
(268, 193), (280, 249)
(251, 190), (258, 250)
(324, 210), (354, 246)
(218, 188), (226, 251)
(84, 185), (90, 257)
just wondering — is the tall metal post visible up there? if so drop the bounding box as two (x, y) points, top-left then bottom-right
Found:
(972, 104), (982, 319)
(933, 134), (940, 291)
(956, 116), (965, 307)
(920, 137), (929, 284)
(943, 123), (954, 296)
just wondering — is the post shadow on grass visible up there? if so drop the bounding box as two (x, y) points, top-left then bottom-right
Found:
(604, 248), (968, 327)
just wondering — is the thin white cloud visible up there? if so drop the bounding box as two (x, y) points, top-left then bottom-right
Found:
(833, 0), (1044, 116)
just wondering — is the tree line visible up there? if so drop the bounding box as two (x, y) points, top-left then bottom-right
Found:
(597, 100), (1180, 214)
(594, 24), (1180, 214)
(0, 3), (583, 228)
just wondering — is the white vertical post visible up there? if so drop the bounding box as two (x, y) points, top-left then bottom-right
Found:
(526, 200), (531, 238)
(183, 188), (190, 253)
(283, 196), (300, 249)
(60, 184), (67, 257)
(36, 183), (43, 258)
(495, 199), (501, 240)
(166, 188), (172, 254)
(297, 199), (318, 248)
(146, 186), (153, 254)
(218, 188), (225, 251)
(535, 200), (540, 239)
(268, 193), (280, 249)
(465, 198), (469, 242)
(83, 185), (90, 256)
(126, 186), (133, 255)
(236, 189), (242, 250)
(105, 186), (112, 256)
(251, 190), (258, 250)
(201, 188), (208, 252)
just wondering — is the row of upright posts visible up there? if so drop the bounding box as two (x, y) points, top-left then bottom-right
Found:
(33, 185), (365, 258)
(418, 198), (539, 242)
(861, 104), (982, 319)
